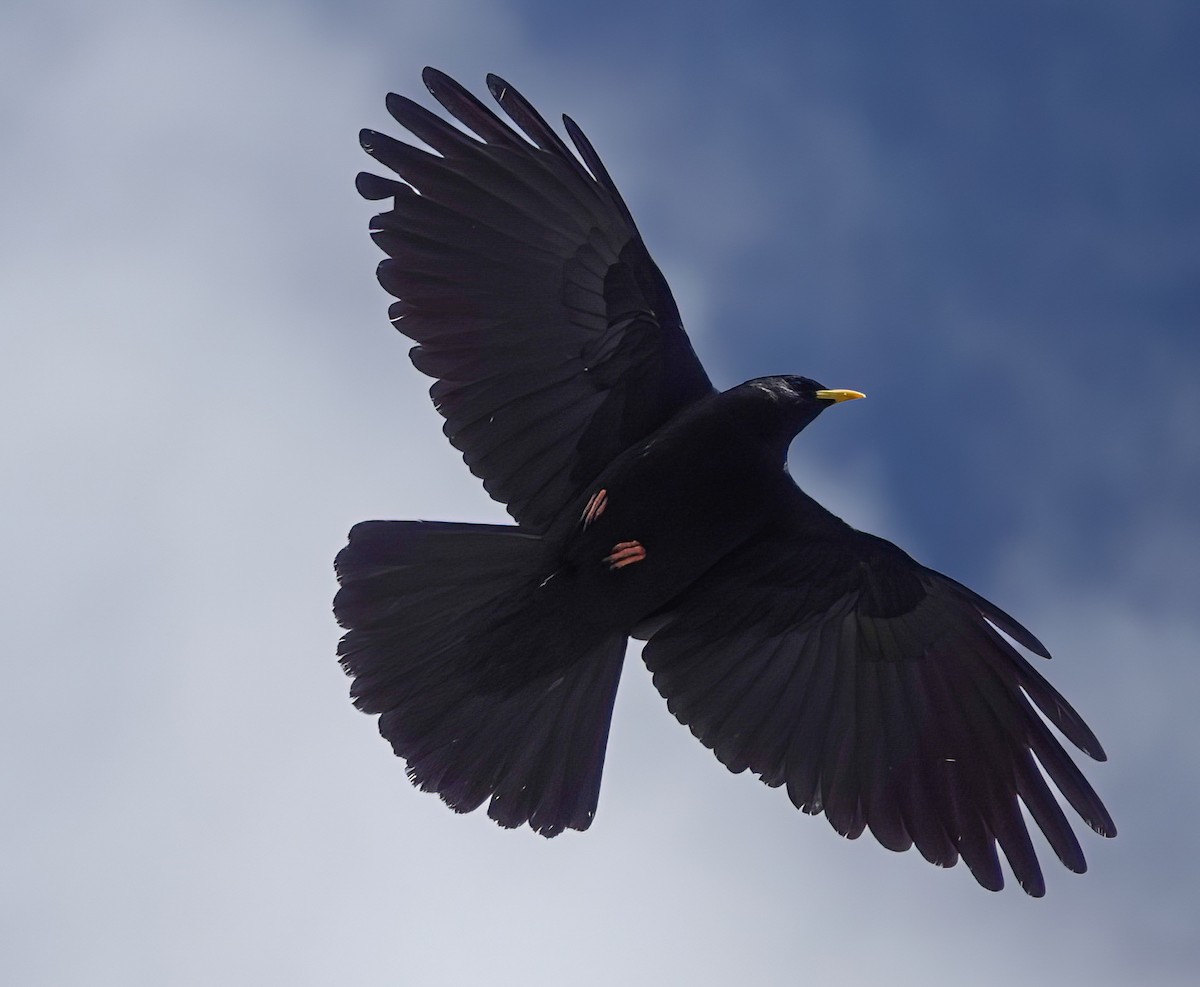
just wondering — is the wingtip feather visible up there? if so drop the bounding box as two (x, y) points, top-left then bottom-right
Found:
(355, 171), (401, 200)
(485, 72), (507, 94)
(422, 65), (449, 93)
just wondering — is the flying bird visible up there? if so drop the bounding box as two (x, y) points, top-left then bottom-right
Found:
(335, 68), (1115, 896)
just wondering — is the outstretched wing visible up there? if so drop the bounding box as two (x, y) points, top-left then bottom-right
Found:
(641, 491), (1115, 896)
(359, 69), (715, 532)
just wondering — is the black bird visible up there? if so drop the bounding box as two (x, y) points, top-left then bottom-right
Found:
(335, 68), (1115, 896)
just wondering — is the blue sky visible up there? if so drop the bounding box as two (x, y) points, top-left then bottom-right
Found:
(3, 1), (1198, 983)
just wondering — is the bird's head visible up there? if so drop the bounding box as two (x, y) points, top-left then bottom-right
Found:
(737, 375), (866, 449)
(751, 374), (866, 422)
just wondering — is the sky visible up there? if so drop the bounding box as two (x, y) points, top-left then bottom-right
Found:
(2, 0), (1198, 983)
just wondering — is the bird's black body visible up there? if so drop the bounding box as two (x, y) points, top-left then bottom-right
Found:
(336, 69), (1115, 895)
(544, 378), (825, 630)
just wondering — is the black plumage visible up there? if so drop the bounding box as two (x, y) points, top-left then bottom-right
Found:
(335, 68), (1115, 895)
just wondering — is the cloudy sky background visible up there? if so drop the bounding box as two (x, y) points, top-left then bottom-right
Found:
(3, 1), (1198, 983)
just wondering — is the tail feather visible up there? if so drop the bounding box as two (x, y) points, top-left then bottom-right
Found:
(335, 520), (627, 836)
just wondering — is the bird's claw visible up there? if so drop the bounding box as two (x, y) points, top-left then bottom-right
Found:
(581, 488), (608, 527)
(605, 540), (646, 569)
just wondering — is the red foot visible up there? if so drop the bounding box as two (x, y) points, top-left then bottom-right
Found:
(581, 488), (608, 527)
(605, 540), (646, 570)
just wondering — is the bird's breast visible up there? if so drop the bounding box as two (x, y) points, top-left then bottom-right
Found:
(540, 422), (784, 630)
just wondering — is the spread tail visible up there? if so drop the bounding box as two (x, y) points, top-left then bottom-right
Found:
(334, 520), (627, 835)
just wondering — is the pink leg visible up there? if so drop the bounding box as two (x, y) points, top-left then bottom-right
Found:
(581, 488), (608, 527)
(604, 540), (646, 570)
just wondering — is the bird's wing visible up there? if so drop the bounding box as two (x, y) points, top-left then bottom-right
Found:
(641, 492), (1115, 896)
(359, 69), (715, 532)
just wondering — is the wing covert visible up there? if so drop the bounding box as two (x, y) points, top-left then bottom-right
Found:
(359, 68), (714, 532)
